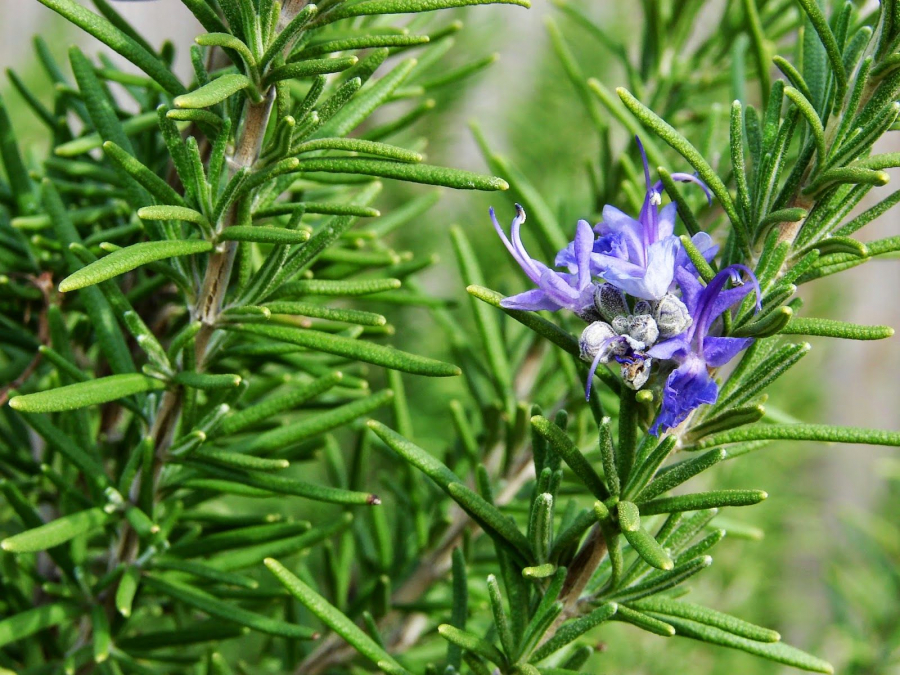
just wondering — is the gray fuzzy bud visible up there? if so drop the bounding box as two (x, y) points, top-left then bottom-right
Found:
(594, 284), (628, 322)
(611, 315), (630, 335)
(579, 321), (625, 364)
(633, 300), (652, 316)
(627, 314), (659, 347)
(655, 294), (692, 339)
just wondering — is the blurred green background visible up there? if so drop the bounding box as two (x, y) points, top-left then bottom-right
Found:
(1, 1), (899, 672)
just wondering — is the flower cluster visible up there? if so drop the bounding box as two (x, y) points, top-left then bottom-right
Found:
(491, 139), (759, 434)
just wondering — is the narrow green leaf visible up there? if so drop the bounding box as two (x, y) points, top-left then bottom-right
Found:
(531, 416), (608, 500)
(173, 372), (242, 390)
(217, 372), (342, 436)
(10, 374), (165, 413)
(174, 74), (251, 109)
(230, 323), (460, 377)
(187, 463), (379, 505)
(0, 603), (81, 648)
(617, 501), (673, 571)
(780, 316), (894, 340)
(138, 205), (208, 226)
(530, 603), (618, 662)
(678, 235), (715, 283)
(192, 449), (289, 472)
(265, 558), (411, 673)
(246, 391), (395, 454)
(637, 449), (727, 502)
(449, 482), (532, 560)
(731, 305), (793, 338)
(467, 285), (580, 356)
(294, 157), (508, 190)
(117, 622), (245, 651)
(154, 558), (258, 589)
(115, 565), (140, 617)
(795, 0), (846, 102)
(265, 57), (359, 84)
(659, 615), (833, 673)
(784, 86), (826, 167)
(610, 556), (712, 604)
(195, 33), (255, 67)
(637, 490), (768, 515)
(447, 549), (468, 669)
(617, 87), (743, 236)
(294, 137), (422, 163)
(144, 574), (316, 639)
(264, 302), (386, 326)
(102, 141), (187, 206)
(686, 405), (766, 440)
(1, 507), (111, 552)
(319, 0), (530, 24)
(55, 110), (159, 157)
(439, 625), (507, 667)
(611, 604), (675, 636)
(36, 0), (185, 95)
(688, 424), (900, 449)
(220, 226), (310, 245)
(276, 278), (401, 297)
(59, 240), (213, 292)
(631, 597), (779, 643)
(368, 419), (462, 490)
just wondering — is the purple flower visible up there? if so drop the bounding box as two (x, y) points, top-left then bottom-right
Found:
(557, 138), (713, 300)
(492, 204), (595, 316)
(647, 265), (761, 435)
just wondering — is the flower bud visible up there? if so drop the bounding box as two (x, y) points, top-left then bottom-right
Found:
(627, 314), (660, 347)
(633, 300), (653, 316)
(654, 293), (692, 338)
(594, 284), (628, 322)
(579, 321), (623, 363)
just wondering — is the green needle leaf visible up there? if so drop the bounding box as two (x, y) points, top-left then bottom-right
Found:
(138, 205), (209, 226)
(35, 0), (185, 95)
(795, 0), (846, 103)
(9, 374), (166, 413)
(780, 316), (895, 340)
(438, 625), (507, 667)
(687, 424), (900, 449)
(293, 157), (508, 190)
(144, 574), (317, 639)
(1, 507), (111, 552)
(174, 74), (252, 109)
(631, 597), (779, 643)
(617, 87), (743, 237)
(0, 603), (81, 648)
(219, 226), (311, 245)
(637, 490), (768, 515)
(319, 0), (530, 24)
(531, 416), (609, 500)
(59, 240), (213, 292)
(658, 614), (833, 673)
(617, 501), (673, 571)
(530, 603), (618, 662)
(265, 558), (412, 673)
(230, 323), (460, 377)
(265, 56), (359, 84)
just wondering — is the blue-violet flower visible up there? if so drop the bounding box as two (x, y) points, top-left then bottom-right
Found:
(647, 265), (761, 435)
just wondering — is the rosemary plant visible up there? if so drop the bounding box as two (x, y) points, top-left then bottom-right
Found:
(1, 0), (899, 674)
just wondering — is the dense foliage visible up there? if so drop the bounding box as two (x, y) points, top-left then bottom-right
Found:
(1, 1), (899, 674)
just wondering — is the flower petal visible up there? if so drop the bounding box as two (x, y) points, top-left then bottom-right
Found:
(703, 336), (754, 367)
(651, 355), (719, 435)
(500, 289), (562, 311)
